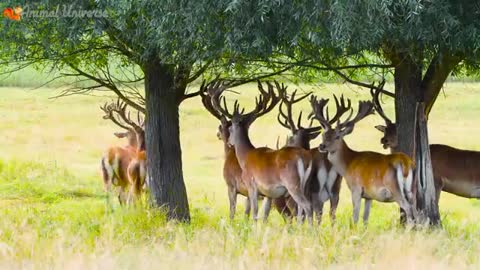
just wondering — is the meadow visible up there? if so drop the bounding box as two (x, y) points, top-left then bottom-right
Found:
(1, 81), (480, 269)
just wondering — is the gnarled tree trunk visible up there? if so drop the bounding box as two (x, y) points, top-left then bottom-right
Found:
(415, 103), (441, 226)
(393, 57), (440, 226)
(144, 61), (190, 222)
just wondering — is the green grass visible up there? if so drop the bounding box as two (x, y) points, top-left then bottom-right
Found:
(1, 82), (480, 269)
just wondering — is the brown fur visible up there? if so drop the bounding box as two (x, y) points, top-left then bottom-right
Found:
(376, 124), (480, 200)
(102, 131), (146, 206)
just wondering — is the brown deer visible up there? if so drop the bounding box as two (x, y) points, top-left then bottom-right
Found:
(371, 86), (480, 202)
(100, 100), (146, 206)
(277, 90), (343, 224)
(210, 81), (314, 223)
(310, 95), (416, 224)
(200, 81), (295, 220)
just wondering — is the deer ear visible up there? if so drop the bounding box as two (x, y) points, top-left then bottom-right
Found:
(308, 131), (321, 140)
(338, 124), (354, 137)
(114, 132), (128, 138)
(375, 125), (386, 133)
(220, 116), (229, 126)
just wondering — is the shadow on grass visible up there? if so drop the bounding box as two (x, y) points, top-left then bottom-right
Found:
(56, 190), (104, 199)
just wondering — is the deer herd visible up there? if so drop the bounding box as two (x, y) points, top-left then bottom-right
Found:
(99, 80), (480, 225)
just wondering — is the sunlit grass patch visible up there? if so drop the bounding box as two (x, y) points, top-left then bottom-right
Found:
(1, 83), (480, 268)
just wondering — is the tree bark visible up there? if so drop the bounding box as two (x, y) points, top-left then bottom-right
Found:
(415, 103), (441, 226)
(393, 57), (422, 158)
(144, 61), (190, 222)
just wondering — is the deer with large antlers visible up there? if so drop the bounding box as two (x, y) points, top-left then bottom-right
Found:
(310, 95), (416, 224)
(100, 100), (147, 206)
(210, 81), (314, 223)
(277, 90), (342, 224)
(371, 86), (480, 202)
(200, 81), (295, 220)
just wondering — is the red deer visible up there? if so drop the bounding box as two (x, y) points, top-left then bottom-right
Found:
(100, 100), (146, 206)
(371, 86), (480, 202)
(200, 81), (295, 221)
(210, 81), (314, 223)
(310, 95), (416, 224)
(277, 90), (343, 224)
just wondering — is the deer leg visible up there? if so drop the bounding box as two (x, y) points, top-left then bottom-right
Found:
(391, 190), (414, 224)
(126, 186), (134, 206)
(228, 186), (237, 220)
(296, 204), (304, 223)
(262, 197), (272, 223)
(286, 185), (313, 225)
(102, 159), (115, 210)
(363, 199), (372, 225)
(272, 197), (293, 222)
(248, 185), (259, 222)
(286, 196), (298, 217)
(117, 187), (125, 206)
(128, 186), (135, 206)
(312, 195), (324, 225)
(244, 197), (251, 217)
(351, 189), (362, 224)
(104, 179), (113, 210)
(329, 191), (340, 225)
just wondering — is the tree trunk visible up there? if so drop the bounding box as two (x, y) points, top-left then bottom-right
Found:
(393, 58), (440, 226)
(144, 61), (190, 222)
(394, 59), (422, 158)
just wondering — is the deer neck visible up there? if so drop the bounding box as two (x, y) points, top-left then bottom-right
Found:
(223, 140), (234, 157)
(135, 132), (146, 153)
(301, 139), (311, 150)
(327, 139), (354, 177)
(128, 136), (138, 149)
(232, 126), (254, 170)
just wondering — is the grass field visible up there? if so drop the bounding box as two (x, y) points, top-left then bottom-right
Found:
(1, 82), (480, 269)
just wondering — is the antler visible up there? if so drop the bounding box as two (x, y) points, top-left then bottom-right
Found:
(370, 80), (393, 124)
(246, 81), (284, 121)
(108, 99), (144, 131)
(206, 80), (283, 126)
(328, 95), (352, 124)
(337, 100), (375, 131)
(100, 99), (131, 130)
(199, 80), (224, 120)
(205, 80), (239, 120)
(277, 89), (322, 134)
(310, 94), (352, 130)
(310, 96), (333, 129)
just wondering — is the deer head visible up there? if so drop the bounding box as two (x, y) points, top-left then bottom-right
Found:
(100, 99), (145, 150)
(370, 81), (397, 149)
(277, 89), (322, 148)
(208, 81), (285, 147)
(310, 95), (373, 153)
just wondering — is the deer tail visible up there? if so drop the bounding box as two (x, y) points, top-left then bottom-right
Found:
(394, 161), (414, 203)
(297, 156), (312, 195)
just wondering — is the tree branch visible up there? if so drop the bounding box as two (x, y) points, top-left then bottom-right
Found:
(422, 52), (463, 117)
(301, 63), (395, 97)
(62, 62), (145, 113)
